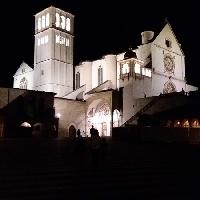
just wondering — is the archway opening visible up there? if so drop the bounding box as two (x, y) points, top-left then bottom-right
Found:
(69, 125), (76, 138)
(88, 104), (111, 137)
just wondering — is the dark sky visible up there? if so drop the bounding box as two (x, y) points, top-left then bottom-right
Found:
(0, 0), (199, 88)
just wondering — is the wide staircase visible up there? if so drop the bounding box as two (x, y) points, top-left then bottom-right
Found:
(123, 96), (159, 126)
(0, 138), (162, 199)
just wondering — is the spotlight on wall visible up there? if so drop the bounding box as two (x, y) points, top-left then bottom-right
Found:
(56, 113), (61, 118)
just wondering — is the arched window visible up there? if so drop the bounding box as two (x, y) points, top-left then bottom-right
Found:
(55, 13), (60, 27)
(60, 15), (65, 29)
(122, 63), (129, 74)
(66, 18), (70, 31)
(98, 66), (103, 85)
(42, 15), (45, 28)
(19, 77), (28, 89)
(46, 13), (50, 27)
(75, 72), (80, 89)
(113, 109), (120, 127)
(38, 17), (41, 30)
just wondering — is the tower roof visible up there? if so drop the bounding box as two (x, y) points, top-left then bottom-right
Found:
(124, 47), (137, 60)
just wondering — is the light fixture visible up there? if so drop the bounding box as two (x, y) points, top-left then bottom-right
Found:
(56, 113), (61, 118)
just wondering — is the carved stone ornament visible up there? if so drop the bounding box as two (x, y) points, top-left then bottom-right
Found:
(163, 81), (176, 94)
(163, 53), (175, 74)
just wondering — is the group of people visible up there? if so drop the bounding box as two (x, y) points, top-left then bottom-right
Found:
(74, 126), (107, 169)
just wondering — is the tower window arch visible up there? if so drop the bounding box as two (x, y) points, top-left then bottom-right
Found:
(60, 15), (65, 29)
(76, 72), (80, 89)
(55, 13), (60, 27)
(42, 15), (45, 28)
(46, 13), (50, 27)
(122, 63), (129, 74)
(98, 66), (103, 85)
(66, 18), (70, 31)
(38, 17), (41, 30)
(19, 77), (28, 89)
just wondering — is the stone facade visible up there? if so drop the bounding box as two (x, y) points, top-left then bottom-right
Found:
(12, 6), (198, 137)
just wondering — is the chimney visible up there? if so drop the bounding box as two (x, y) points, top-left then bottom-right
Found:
(141, 31), (154, 44)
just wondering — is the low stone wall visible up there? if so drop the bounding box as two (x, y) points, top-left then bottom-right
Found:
(112, 127), (200, 144)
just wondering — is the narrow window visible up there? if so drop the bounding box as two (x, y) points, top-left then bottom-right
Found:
(66, 18), (70, 31)
(134, 63), (140, 74)
(38, 17), (41, 30)
(76, 72), (80, 89)
(165, 39), (172, 48)
(55, 13), (60, 27)
(98, 67), (103, 85)
(60, 37), (65, 44)
(42, 15), (45, 28)
(46, 13), (50, 27)
(66, 38), (69, 46)
(142, 68), (146, 75)
(56, 35), (60, 43)
(122, 63), (129, 74)
(61, 16), (65, 29)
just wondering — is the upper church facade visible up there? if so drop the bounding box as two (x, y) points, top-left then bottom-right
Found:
(13, 6), (197, 137)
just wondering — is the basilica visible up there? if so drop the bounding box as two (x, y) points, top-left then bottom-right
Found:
(12, 6), (197, 138)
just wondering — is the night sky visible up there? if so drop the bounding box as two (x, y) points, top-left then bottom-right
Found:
(0, 0), (199, 88)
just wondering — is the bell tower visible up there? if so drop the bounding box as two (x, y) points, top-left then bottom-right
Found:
(34, 6), (74, 97)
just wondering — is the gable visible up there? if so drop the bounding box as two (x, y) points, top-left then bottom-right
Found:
(13, 62), (33, 77)
(152, 23), (184, 56)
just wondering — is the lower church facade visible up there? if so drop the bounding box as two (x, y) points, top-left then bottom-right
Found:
(11, 6), (198, 138)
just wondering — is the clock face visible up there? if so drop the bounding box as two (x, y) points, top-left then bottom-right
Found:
(164, 54), (175, 74)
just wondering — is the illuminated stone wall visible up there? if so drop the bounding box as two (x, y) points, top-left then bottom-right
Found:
(54, 98), (86, 137)
(34, 6), (74, 97)
(54, 90), (113, 137)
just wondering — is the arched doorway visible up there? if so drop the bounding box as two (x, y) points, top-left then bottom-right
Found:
(88, 103), (111, 136)
(69, 125), (76, 138)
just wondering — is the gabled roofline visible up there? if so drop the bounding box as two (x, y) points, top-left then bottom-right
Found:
(153, 20), (185, 56)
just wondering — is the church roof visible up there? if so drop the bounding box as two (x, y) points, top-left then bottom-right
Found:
(13, 62), (33, 77)
(153, 20), (184, 56)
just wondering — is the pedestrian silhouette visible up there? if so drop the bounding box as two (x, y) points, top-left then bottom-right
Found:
(90, 125), (96, 137)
